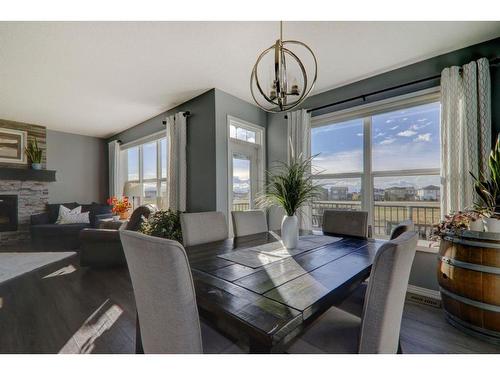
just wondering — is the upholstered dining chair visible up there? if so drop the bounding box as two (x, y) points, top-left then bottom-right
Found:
(334, 219), (416, 318)
(180, 211), (229, 247)
(231, 210), (268, 237)
(390, 219), (414, 240)
(120, 230), (202, 353)
(322, 209), (369, 239)
(288, 231), (418, 354)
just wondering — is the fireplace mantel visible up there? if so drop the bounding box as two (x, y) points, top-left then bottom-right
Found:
(0, 167), (56, 182)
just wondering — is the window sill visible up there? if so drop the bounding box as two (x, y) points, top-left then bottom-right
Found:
(416, 240), (439, 254)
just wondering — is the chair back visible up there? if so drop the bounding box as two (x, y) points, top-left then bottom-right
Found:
(231, 210), (268, 237)
(119, 230), (202, 353)
(125, 204), (158, 231)
(180, 211), (228, 247)
(322, 209), (368, 239)
(390, 219), (414, 240)
(358, 231), (418, 353)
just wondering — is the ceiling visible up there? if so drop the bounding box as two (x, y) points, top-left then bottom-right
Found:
(0, 21), (499, 138)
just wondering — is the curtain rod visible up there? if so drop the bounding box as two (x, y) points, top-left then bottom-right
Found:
(303, 56), (500, 116)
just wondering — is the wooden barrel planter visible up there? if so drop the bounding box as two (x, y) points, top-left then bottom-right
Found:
(438, 230), (500, 344)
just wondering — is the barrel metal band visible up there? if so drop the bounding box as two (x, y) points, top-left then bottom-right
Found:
(439, 255), (500, 275)
(440, 287), (500, 312)
(443, 235), (500, 249)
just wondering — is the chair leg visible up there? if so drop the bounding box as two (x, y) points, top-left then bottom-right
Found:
(397, 339), (403, 354)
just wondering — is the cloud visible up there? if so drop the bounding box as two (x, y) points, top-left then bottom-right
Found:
(410, 124), (428, 131)
(356, 133), (363, 137)
(380, 138), (396, 145)
(312, 149), (363, 174)
(414, 133), (432, 142)
(374, 132), (385, 138)
(397, 130), (417, 137)
(417, 118), (427, 122)
(385, 119), (394, 123)
(390, 125), (399, 130)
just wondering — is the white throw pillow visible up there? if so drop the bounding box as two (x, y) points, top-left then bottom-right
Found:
(58, 211), (90, 225)
(56, 205), (82, 224)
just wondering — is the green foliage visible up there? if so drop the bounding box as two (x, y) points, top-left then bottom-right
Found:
(470, 136), (500, 218)
(257, 154), (321, 216)
(25, 138), (43, 164)
(139, 209), (183, 243)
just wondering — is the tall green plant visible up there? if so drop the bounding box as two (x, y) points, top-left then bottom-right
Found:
(257, 154), (321, 216)
(25, 138), (43, 164)
(139, 209), (183, 243)
(470, 136), (500, 217)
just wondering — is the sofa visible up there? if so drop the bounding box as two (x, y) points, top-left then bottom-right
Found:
(30, 202), (112, 251)
(79, 204), (157, 268)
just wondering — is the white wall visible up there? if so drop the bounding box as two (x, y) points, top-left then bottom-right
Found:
(47, 130), (108, 204)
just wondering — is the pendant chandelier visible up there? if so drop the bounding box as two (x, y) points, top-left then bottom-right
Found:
(250, 21), (318, 113)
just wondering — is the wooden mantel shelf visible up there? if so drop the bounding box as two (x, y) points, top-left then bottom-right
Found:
(0, 167), (56, 182)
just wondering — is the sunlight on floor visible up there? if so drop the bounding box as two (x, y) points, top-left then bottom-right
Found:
(59, 299), (123, 354)
(43, 264), (77, 279)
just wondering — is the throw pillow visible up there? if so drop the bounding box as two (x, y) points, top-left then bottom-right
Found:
(56, 205), (82, 224)
(58, 211), (90, 225)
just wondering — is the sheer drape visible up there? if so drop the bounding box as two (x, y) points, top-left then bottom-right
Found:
(287, 109), (312, 230)
(165, 112), (187, 211)
(440, 57), (491, 215)
(108, 140), (121, 197)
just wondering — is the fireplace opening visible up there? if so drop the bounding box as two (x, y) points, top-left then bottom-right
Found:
(0, 195), (18, 232)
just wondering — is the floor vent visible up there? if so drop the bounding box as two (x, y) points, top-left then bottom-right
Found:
(406, 285), (442, 308)
(406, 293), (442, 308)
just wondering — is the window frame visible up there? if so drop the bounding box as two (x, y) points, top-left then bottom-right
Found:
(121, 131), (167, 208)
(311, 88), (441, 249)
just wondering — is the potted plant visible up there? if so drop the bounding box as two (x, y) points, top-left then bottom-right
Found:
(139, 209), (183, 243)
(106, 196), (132, 220)
(25, 138), (43, 170)
(431, 211), (470, 240)
(470, 137), (500, 233)
(257, 155), (320, 249)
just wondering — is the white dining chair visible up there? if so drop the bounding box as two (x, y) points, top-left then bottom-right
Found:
(288, 231), (418, 354)
(180, 211), (229, 247)
(231, 210), (268, 237)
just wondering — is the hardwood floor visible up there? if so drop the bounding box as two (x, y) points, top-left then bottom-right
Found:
(0, 253), (499, 354)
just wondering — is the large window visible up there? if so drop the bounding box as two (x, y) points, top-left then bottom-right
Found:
(121, 134), (167, 208)
(311, 91), (441, 241)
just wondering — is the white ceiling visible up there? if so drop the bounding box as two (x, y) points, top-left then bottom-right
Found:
(0, 21), (499, 138)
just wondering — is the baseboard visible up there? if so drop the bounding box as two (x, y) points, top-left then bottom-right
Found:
(406, 284), (442, 308)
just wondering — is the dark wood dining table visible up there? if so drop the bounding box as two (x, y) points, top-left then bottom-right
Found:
(184, 231), (385, 353)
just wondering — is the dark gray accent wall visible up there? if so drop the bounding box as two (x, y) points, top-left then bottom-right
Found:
(214, 89), (267, 216)
(47, 130), (108, 204)
(109, 89), (217, 212)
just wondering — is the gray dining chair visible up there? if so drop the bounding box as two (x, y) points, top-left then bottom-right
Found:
(390, 219), (414, 240)
(180, 211), (229, 247)
(119, 230), (203, 353)
(322, 209), (369, 239)
(231, 210), (268, 237)
(334, 219), (416, 318)
(288, 231), (418, 354)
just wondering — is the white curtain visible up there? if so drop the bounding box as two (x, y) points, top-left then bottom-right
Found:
(287, 109), (312, 230)
(165, 112), (187, 212)
(440, 57), (491, 215)
(108, 140), (121, 197)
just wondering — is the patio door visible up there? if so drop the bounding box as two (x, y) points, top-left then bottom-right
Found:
(229, 141), (260, 212)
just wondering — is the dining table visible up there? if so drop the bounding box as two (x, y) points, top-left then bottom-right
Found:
(180, 230), (385, 353)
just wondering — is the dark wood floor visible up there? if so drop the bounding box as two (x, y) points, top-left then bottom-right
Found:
(0, 252), (499, 354)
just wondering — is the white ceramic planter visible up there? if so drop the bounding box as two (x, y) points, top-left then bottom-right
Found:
(469, 219), (484, 232)
(483, 217), (500, 233)
(281, 215), (299, 249)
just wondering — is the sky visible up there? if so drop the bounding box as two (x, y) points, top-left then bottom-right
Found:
(312, 101), (441, 191)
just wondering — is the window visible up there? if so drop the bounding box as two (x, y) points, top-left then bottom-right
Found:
(311, 91), (441, 241)
(121, 134), (167, 208)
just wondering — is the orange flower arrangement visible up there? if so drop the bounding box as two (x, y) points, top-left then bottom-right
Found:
(107, 196), (132, 219)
